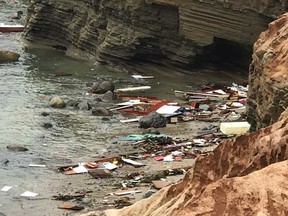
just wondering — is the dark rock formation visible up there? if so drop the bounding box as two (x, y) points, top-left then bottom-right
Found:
(0, 50), (20, 63)
(23, 0), (285, 68)
(139, 111), (166, 128)
(247, 13), (288, 130)
(7, 145), (28, 152)
(91, 81), (115, 94)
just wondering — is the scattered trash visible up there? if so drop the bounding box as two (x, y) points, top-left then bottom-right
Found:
(48, 81), (249, 210)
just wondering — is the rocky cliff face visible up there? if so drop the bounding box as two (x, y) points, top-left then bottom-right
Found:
(103, 106), (288, 216)
(23, 0), (285, 68)
(247, 13), (288, 130)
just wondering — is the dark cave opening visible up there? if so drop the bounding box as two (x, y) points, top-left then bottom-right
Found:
(199, 37), (253, 74)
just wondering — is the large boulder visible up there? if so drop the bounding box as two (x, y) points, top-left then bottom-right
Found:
(49, 96), (66, 108)
(139, 111), (166, 129)
(0, 50), (20, 63)
(91, 81), (115, 94)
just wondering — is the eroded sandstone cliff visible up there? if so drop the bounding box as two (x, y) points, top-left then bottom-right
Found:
(23, 0), (286, 68)
(247, 13), (288, 130)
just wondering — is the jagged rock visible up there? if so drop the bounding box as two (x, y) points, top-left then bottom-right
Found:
(91, 107), (112, 116)
(98, 91), (114, 102)
(7, 145), (28, 152)
(139, 111), (166, 129)
(0, 50), (20, 63)
(91, 81), (115, 94)
(104, 108), (288, 216)
(77, 100), (91, 110)
(49, 96), (66, 108)
(247, 13), (288, 130)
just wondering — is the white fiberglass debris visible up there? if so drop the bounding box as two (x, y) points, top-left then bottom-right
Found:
(20, 191), (38, 197)
(73, 163), (88, 173)
(156, 105), (181, 115)
(1, 186), (12, 192)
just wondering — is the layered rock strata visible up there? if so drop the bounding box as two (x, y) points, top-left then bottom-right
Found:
(103, 107), (288, 216)
(247, 13), (288, 130)
(23, 0), (285, 67)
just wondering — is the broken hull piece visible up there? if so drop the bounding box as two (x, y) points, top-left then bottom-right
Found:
(0, 23), (25, 32)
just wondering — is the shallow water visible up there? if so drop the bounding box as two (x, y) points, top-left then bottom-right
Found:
(0, 1), (248, 215)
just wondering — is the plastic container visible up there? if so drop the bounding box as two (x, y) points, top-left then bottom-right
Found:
(220, 122), (251, 135)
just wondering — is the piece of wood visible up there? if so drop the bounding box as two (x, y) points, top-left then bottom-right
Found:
(115, 86), (151, 92)
(58, 204), (84, 210)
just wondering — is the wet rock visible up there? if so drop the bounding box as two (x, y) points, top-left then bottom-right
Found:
(91, 107), (112, 116)
(143, 190), (156, 199)
(49, 96), (66, 108)
(77, 100), (91, 110)
(139, 111), (166, 129)
(0, 50), (20, 63)
(11, 11), (23, 19)
(42, 122), (53, 129)
(7, 145), (28, 152)
(101, 117), (110, 121)
(66, 99), (81, 108)
(40, 112), (50, 116)
(91, 81), (115, 94)
(98, 91), (114, 102)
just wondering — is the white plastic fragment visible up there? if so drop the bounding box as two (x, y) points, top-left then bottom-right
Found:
(20, 191), (38, 197)
(1, 186), (12, 192)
